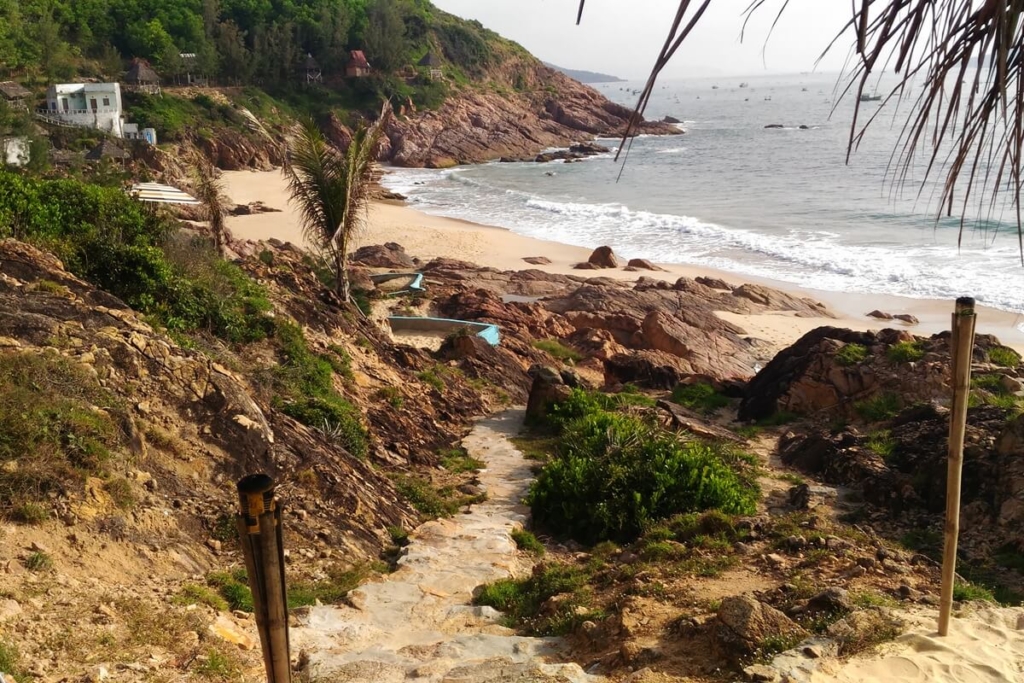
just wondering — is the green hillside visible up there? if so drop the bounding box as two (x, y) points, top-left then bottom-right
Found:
(0, 0), (526, 114)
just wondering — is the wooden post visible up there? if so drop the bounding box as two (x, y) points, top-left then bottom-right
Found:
(938, 297), (977, 636)
(237, 474), (292, 682)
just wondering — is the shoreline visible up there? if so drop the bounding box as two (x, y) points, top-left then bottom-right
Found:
(221, 169), (1024, 353)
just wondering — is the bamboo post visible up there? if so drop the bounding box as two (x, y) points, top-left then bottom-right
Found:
(237, 474), (292, 682)
(938, 297), (977, 636)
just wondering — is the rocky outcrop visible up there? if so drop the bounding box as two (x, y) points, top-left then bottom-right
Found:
(715, 596), (807, 660)
(626, 258), (663, 271)
(587, 246), (619, 269)
(352, 242), (417, 269)
(385, 63), (678, 168)
(526, 365), (573, 422)
(196, 128), (285, 171)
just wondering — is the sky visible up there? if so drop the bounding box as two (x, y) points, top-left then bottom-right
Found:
(431, 0), (858, 79)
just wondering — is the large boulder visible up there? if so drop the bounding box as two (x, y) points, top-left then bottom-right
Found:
(526, 365), (572, 422)
(587, 246), (619, 269)
(351, 242), (416, 269)
(715, 596), (807, 660)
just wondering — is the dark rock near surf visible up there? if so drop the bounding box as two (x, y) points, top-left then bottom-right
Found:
(764, 124), (785, 129)
(895, 314), (920, 325)
(587, 246), (619, 269)
(867, 310), (894, 320)
(662, 115), (682, 124)
(627, 258), (663, 271)
(696, 276), (733, 291)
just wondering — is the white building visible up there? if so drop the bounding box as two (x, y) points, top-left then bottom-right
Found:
(45, 83), (125, 138)
(123, 123), (157, 145)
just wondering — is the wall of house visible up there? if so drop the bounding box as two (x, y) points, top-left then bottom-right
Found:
(45, 83), (125, 137)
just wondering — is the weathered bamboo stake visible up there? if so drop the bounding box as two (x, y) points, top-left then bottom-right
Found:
(237, 474), (292, 682)
(938, 297), (977, 636)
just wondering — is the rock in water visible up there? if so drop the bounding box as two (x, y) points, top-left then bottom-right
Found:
(715, 595), (807, 660)
(587, 246), (619, 268)
(663, 115), (682, 124)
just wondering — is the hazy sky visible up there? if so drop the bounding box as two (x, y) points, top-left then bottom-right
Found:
(431, 0), (858, 78)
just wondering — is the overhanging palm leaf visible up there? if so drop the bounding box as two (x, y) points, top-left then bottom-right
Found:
(285, 102), (393, 300)
(578, 0), (1024, 256)
(191, 153), (231, 257)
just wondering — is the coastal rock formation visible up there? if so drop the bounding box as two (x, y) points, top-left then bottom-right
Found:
(715, 596), (807, 660)
(352, 242), (418, 269)
(588, 245), (619, 268)
(523, 256), (552, 265)
(386, 64), (678, 168)
(627, 258), (663, 271)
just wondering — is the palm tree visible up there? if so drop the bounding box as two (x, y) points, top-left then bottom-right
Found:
(191, 153), (230, 258)
(579, 0), (1024, 250)
(285, 101), (393, 301)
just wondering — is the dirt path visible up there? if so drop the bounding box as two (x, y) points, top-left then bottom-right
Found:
(291, 409), (595, 683)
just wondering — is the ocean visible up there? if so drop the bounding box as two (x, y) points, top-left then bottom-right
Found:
(382, 73), (1024, 314)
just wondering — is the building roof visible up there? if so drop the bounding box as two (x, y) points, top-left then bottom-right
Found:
(0, 81), (31, 100)
(124, 59), (160, 84)
(348, 50), (371, 69)
(418, 53), (442, 67)
(86, 139), (130, 161)
(304, 53), (320, 70)
(130, 182), (200, 205)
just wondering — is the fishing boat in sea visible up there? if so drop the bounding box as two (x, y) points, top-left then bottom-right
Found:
(859, 92), (882, 102)
(739, 82), (749, 88)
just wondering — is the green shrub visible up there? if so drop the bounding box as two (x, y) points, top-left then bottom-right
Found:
(528, 408), (759, 544)
(511, 529), (545, 556)
(272, 321), (367, 459)
(954, 581), (996, 603)
(377, 386), (404, 408)
(865, 430), (896, 459)
(105, 478), (136, 509)
(206, 571), (254, 612)
(532, 339), (583, 363)
(173, 584), (229, 611)
(194, 647), (241, 680)
(887, 341), (925, 363)
(440, 448), (485, 473)
(473, 564), (594, 635)
(11, 502), (49, 524)
(854, 392), (901, 422)
(387, 525), (410, 546)
(972, 373), (1007, 393)
(989, 346), (1022, 368)
(0, 640), (23, 679)
(671, 383), (730, 414)
(392, 475), (482, 520)
(25, 551), (52, 572)
(835, 343), (869, 366)
(0, 351), (126, 514)
(417, 368), (445, 391)
(541, 388), (654, 431)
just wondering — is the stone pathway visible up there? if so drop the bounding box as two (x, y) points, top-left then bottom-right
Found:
(292, 410), (595, 683)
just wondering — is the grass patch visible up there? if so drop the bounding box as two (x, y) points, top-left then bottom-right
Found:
(989, 346), (1021, 368)
(953, 581), (996, 603)
(393, 475), (485, 520)
(855, 392), (901, 422)
(206, 570), (254, 612)
(271, 321), (367, 459)
(387, 525), (410, 546)
(0, 351), (127, 516)
(288, 564), (373, 608)
(865, 430), (896, 459)
(532, 339), (583, 363)
(887, 341), (925, 363)
(376, 386), (405, 408)
(756, 410), (800, 427)
(671, 383), (731, 414)
(511, 435), (559, 462)
(25, 551), (52, 572)
(752, 633), (804, 663)
(194, 647), (241, 680)
(0, 640), (23, 679)
(173, 584), (229, 611)
(105, 478), (136, 509)
(11, 502), (49, 524)
(775, 472), (806, 485)
(511, 529), (545, 556)
(440, 448), (485, 473)
(852, 590), (899, 609)
(473, 563), (599, 635)
(835, 343), (870, 366)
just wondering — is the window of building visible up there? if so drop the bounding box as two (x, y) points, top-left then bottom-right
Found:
(103, 97), (110, 107)
(90, 98), (97, 111)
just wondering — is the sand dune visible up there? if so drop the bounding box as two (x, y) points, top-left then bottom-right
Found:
(813, 607), (1024, 683)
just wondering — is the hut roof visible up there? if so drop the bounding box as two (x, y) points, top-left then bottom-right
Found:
(124, 59), (160, 84)
(86, 139), (130, 161)
(304, 53), (320, 70)
(348, 50), (371, 69)
(0, 81), (31, 100)
(418, 52), (442, 67)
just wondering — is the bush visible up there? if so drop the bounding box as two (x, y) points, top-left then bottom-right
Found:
(511, 529), (545, 556)
(392, 475), (480, 520)
(528, 408), (759, 544)
(0, 640), (23, 679)
(105, 478), (136, 509)
(440, 448), (484, 473)
(671, 383), (730, 414)
(954, 581), (996, 603)
(887, 341), (925, 363)
(173, 584), (229, 611)
(207, 570), (254, 612)
(854, 393), (902, 422)
(835, 343), (869, 366)
(0, 351), (126, 514)
(272, 321), (367, 458)
(865, 430), (896, 459)
(473, 563), (596, 635)
(25, 550), (52, 571)
(532, 339), (583, 363)
(11, 502), (49, 524)
(989, 346), (1021, 368)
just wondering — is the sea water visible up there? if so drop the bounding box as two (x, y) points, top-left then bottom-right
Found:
(383, 72), (1024, 314)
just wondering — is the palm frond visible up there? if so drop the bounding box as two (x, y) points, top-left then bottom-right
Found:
(285, 118), (348, 256)
(580, 0), (1024, 254)
(190, 153), (230, 255)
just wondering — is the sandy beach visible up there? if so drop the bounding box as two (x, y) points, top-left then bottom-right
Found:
(222, 169), (1024, 352)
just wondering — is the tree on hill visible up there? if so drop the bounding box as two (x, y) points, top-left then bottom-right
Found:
(578, 0), (1024, 246)
(191, 154), (230, 258)
(285, 101), (393, 302)
(363, 0), (409, 73)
